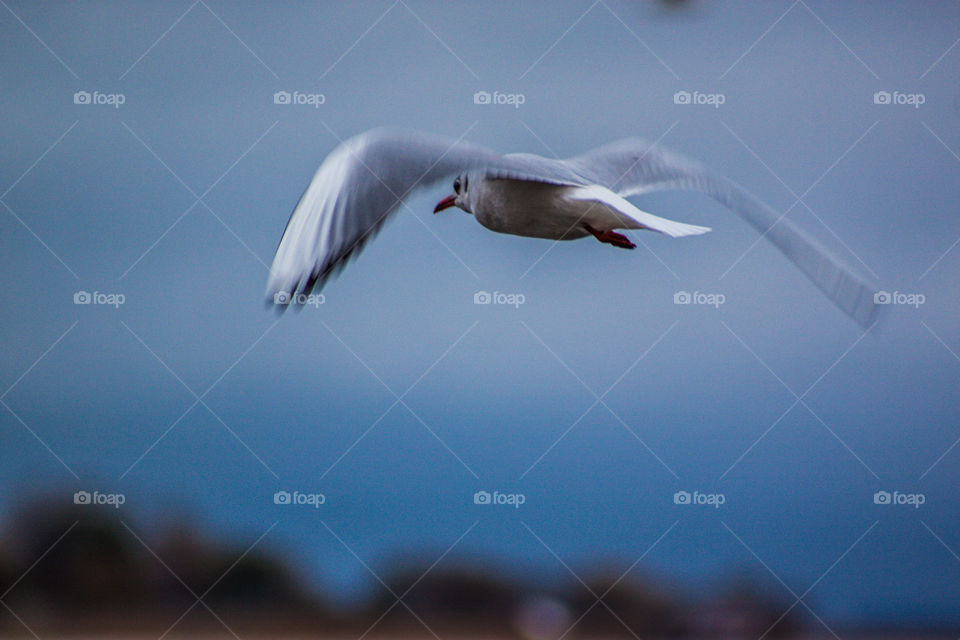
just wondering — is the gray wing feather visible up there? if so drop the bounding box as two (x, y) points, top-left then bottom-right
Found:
(265, 128), (578, 304)
(567, 138), (879, 327)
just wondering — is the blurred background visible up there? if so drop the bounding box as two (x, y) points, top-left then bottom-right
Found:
(1, 1), (959, 637)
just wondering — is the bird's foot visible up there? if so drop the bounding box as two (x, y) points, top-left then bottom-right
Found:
(585, 225), (636, 249)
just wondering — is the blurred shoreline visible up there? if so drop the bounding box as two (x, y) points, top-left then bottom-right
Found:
(2, 498), (954, 638)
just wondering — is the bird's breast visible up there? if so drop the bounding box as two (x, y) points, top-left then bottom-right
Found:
(472, 178), (593, 240)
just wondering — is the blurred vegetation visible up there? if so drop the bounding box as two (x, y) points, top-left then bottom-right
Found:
(0, 496), (810, 637)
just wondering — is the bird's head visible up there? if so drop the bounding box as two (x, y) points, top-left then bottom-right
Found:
(434, 172), (473, 214)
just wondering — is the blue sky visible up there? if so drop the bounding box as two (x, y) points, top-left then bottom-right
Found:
(1, 0), (959, 627)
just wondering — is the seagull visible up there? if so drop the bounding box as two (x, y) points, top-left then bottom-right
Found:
(266, 128), (877, 326)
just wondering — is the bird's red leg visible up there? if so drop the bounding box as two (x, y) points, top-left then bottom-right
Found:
(584, 224), (636, 249)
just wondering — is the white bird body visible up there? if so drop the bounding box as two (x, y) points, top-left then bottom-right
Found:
(466, 177), (710, 241)
(266, 128), (879, 326)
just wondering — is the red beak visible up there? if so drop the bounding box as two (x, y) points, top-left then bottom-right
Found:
(433, 195), (457, 213)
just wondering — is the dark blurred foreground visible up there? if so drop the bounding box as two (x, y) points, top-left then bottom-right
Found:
(0, 497), (937, 638)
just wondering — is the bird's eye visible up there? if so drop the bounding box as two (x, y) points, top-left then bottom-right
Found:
(453, 177), (461, 193)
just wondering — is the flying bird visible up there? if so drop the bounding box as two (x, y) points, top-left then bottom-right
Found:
(266, 129), (877, 326)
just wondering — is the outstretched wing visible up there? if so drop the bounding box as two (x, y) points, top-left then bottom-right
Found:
(266, 128), (581, 305)
(567, 138), (879, 327)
